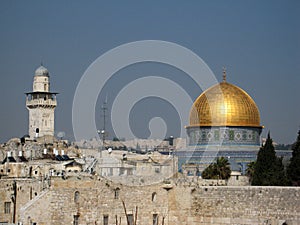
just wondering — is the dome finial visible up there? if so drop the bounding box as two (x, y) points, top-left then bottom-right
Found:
(222, 67), (227, 82)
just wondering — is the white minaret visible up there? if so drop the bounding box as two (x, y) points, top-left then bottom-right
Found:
(25, 65), (58, 139)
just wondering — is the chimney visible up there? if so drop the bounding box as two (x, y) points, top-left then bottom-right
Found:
(7, 151), (12, 157)
(18, 151), (23, 157)
(61, 150), (64, 155)
(43, 148), (47, 154)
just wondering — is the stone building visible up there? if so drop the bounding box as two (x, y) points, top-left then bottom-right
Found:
(25, 65), (57, 139)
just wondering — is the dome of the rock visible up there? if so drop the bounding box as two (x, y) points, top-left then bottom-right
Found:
(188, 81), (261, 128)
(183, 70), (263, 175)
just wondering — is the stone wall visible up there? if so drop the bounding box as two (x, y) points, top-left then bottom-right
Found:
(19, 177), (169, 225)
(0, 178), (48, 224)
(0, 177), (299, 225)
(169, 186), (300, 225)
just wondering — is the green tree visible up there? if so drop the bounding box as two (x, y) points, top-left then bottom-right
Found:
(287, 130), (300, 186)
(112, 137), (120, 141)
(202, 157), (231, 179)
(252, 132), (289, 186)
(202, 164), (217, 179)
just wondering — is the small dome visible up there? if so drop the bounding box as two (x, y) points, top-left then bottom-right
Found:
(35, 65), (49, 76)
(189, 81), (261, 127)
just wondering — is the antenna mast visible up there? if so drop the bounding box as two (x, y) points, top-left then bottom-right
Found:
(101, 96), (108, 149)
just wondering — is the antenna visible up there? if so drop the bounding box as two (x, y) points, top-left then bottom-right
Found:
(102, 96), (108, 132)
(100, 96), (108, 149)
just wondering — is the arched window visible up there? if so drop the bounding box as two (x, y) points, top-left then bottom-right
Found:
(152, 192), (157, 202)
(114, 188), (120, 199)
(74, 191), (80, 203)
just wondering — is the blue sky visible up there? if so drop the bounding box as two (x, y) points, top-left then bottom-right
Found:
(0, 1), (299, 144)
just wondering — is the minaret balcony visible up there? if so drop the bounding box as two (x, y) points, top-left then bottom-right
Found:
(26, 99), (57, 107)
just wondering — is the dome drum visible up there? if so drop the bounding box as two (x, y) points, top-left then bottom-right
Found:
(187, 126), (262, 146)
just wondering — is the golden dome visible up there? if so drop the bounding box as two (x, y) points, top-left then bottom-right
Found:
(188, 80), (261, 127)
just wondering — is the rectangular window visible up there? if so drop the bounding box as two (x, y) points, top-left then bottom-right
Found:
(153, 214), (158, 225)
(214, 130), (220, 141)
(201, 132), (206, 141)
(114, 188), (120, 199)
(127, 168), (133, 175)
(196, 136), (201, 144)
(73, 215), (79, 225)
(242, 131), (247, 140)
(103, 215), (109, 225)
(128, 214), (134, 225)
(252, 131), (256, 140)
(119, 167), (125, 175)
(229, 130), (234, 141)
(4, 202), (11, 214)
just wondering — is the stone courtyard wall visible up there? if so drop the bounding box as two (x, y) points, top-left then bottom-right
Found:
(169, 186), (300, 225)
(18, 177), (169, 225)
(0, 177), (299, 225)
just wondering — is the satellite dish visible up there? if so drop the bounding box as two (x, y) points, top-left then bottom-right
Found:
(57, 131), (65, 140)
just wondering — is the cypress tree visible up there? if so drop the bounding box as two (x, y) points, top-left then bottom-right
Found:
(252, 132), (288, 186)
(287, 130), (300, 186)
